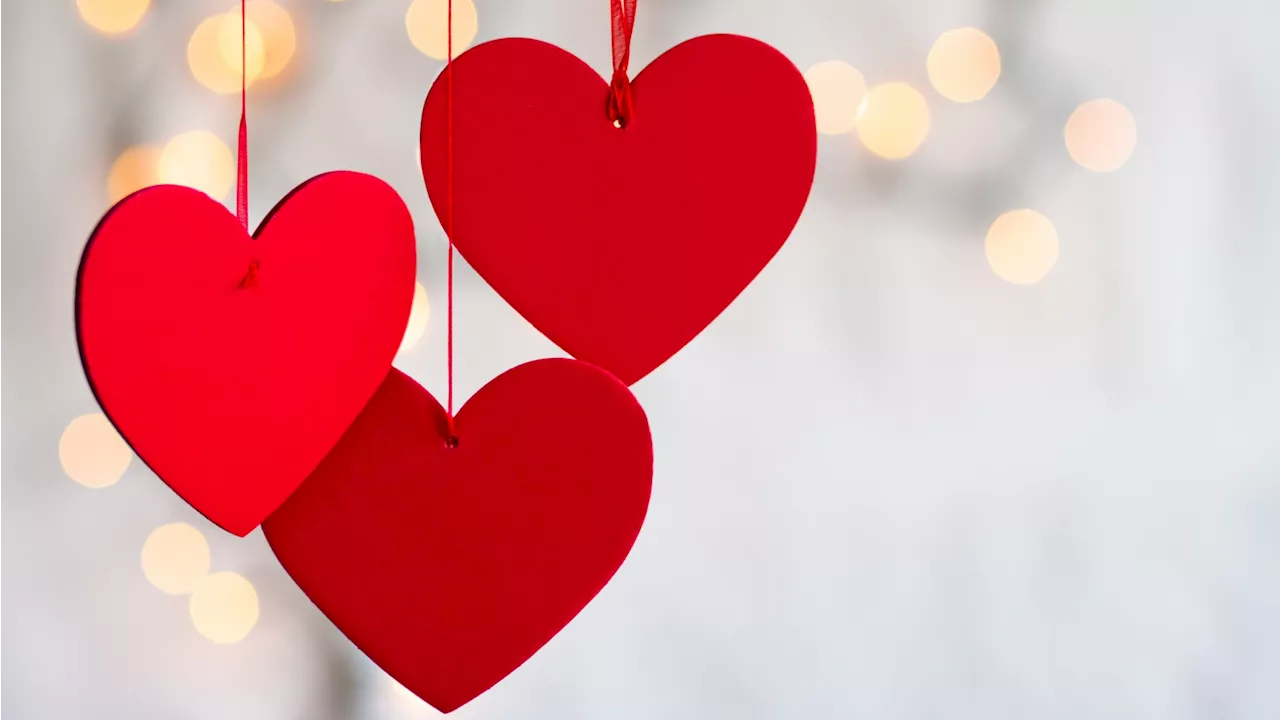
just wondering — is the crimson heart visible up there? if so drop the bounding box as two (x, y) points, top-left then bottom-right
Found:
(76, 172), (416, 536)
(420, 35), (816, 385)
(263, 360), (653, 713)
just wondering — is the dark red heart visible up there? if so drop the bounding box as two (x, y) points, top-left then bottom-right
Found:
(76, 172), (417, 536)
(263, 360), (653, 713)
(420, 35), (816, 385)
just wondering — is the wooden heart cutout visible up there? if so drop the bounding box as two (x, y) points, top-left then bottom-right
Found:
(263, 360), (653, 713)
(76, 172), (417, 536)
(421, 35), (816, 385)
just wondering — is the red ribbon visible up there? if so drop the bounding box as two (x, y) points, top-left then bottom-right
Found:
(608, 0), (637, 127)
(445, 0), (457, 437)
(236, 0), (248, 230)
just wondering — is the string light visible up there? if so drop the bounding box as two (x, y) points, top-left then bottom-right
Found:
(59, 413), (131, 489)
(396, 281), (431, 360)
(157, 131), (236, 202)
(141, 523), (211, 595)
(77, 0), (149, 35)
(803, 61), (868, 135)
(407, 0), (478, 60)
(1065, 99), (1136, 172)
(106, 145), (161, 206)
(855, 83), (931, 159)
(189, 572), (260, 644)
(927, 28), (1001, 103)
(985, 209), (1059, 285)
(188, 12), (265, 94)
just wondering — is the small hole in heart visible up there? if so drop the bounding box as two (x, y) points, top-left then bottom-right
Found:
(613, 119), (623, 129)
(239, 260), (260, 288)
(444, 434), (459, 450)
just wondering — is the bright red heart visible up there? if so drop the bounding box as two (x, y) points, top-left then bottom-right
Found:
(420, 35), (816, 385)
(76, 172), (417, 536)
(263, 360), (653, 713)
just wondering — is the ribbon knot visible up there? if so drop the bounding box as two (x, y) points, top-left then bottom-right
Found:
(608, 69), (634, 127)
(607, 0), (637, 127)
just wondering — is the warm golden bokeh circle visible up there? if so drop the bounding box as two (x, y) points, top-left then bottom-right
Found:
(406, 0), (479, 60)
(188, 13), (264, 94)
(77, 0), (150, 35)
(141, 523), (212, 595)
(804, 61), (868, 135)
(927, 27), (1001, 103)
(237, 1), (297, 80)
(1065, 98), (1136, 172)
(157, 131), (236, 201)
(397, 281), (431, 359)
(217, 12), (267, 83)
(107, 145), (161, 206)
(59, 413), (132, 488)
(985, 209), (1059, 285)
(189, 572), (260, 643)
(856, 83), (931, 159)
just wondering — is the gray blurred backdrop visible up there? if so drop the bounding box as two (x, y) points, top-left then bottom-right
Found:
(4, 0), (1280, 718)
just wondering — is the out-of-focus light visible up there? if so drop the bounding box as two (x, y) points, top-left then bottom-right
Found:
(77, 0), (149, 35)
(927, 27), (1001, 103)
(407, 0), (478, 60)
(158, 131), (236, 202)
(189, 572), (260, 644)
(1065, 98), (1136, 172)
(237, 2), (296, 80)
(189, 12), (263, 94)
(804, 61), (867, 135)
(107, 145), (161, 206)
(141, 523), (211, 595)
(217, 12), (267, 84)
(397, 281), (431, 359)
(386, 674), (422, 703)
(985, 209), (1059, 285)
(59, 413), (131, 488)
(855, 83), (931, 159)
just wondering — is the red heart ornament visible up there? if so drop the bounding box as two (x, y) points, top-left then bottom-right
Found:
(420, 35), (816, 385)
(263, 360), (653, 713)
(76, 172), (417, 536)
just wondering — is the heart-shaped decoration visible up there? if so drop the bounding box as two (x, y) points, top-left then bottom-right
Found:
(263, 360), (653, 713)
(421, 35), (816, 385)
(76, 172), (417, 536)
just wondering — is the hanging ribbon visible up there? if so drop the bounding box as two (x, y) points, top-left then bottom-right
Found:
(236, 0), (249, 230)
(608, 0), (637, 126)
(445, 0), (457, 441)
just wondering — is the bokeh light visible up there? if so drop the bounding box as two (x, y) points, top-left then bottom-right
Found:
(59, 413), (131, 489)
(985, 209), (1059, 285)
(1065, 98), (1136, 172)
(397, 281), (431, 359)
(157, 131), (236, 202)
(189, 572), (260, 644)
(406, 0), (478, 60)
(188, 12), (264, 94)
(77, 0), (149, 35)
(387, 674), (422, 703)
(236, 2), (296, 80)
(141, 523), (211, 595)
(804, 61), (868, 135)
(217, 11), (267, 83)
(107, 145), (161, 206)
(855, 83), (931, 159)
(927, 27), (1001, 103)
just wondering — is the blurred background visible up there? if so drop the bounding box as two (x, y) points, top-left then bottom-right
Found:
(4, 0), (1280, 718)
